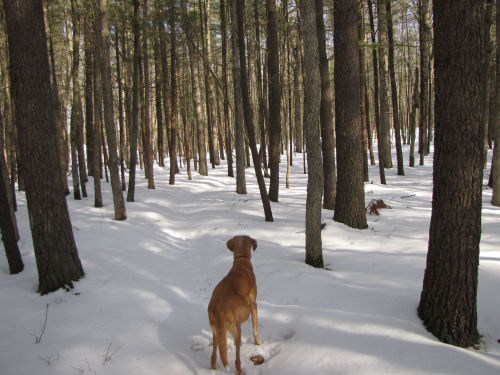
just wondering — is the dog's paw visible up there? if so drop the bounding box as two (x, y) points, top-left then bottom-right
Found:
(254, 337), (263, 345)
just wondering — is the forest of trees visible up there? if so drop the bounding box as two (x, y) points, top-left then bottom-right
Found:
(0, 0), (498, 350)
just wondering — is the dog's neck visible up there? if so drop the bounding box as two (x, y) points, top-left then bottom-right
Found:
(234, 255), (251, 260)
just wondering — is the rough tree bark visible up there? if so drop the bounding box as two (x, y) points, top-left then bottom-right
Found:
(267, 0), (281, 202)
(491, 0), (500, 207)
(127, 0), (141, 202)
(299, 0), (324, 268)
(97, 0), (127, 220)
(376, 0), (393, 169)
(333, 0), (368, 230)
(4, 0), (85, 294)
(230, 0), (247, 194)
(315, 0), (336, 210)
(386, 0), (404, 176)
(418, 0), (483, 347)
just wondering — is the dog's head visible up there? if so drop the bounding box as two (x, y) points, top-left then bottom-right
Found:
(226, 235), (257, 259)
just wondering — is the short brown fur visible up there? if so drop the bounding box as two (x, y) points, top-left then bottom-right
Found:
(208, 235), (262, 374)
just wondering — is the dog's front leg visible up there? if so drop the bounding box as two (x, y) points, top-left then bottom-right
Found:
(250, 301), (263, 345)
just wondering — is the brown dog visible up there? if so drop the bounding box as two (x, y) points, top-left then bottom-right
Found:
(208, 235), (263, 374)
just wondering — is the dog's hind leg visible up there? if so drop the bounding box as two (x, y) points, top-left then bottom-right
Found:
(229, 324), (243, 375)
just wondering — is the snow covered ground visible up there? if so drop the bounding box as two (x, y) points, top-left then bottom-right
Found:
(1, 145), (499, 375)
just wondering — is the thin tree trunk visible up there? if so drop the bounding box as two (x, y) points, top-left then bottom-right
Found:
(84, 2), (95, 177)
(315, 0), (336, 210)
(114, 16), (127, 191)
(230, 0), (247, 194)
(127, 0), (141, 202)
(70, 0), (84, 200)
(221, 0), (234, 177)
(93, 22), (104, 208)
(358, 2), (369, 182)
(200, 0), (218, 168)
(0, 107), (23, 274)
(409, 67), (419, 167)
(491, 0), (500, 207)
(154, 21), (165, 168)
(294, 44), (302, 154)
(482, 1), (494, 169)
(418, 0), (431, 166)
(181, 0), (208, 176)
(254, 0), (268, 176)
(234, 0), (273, 221)
(97, 0), (127, 220)
(376, 0), (393, 169)
(368, 0), (386, 184)
(299, 0), (324, 268)
(168, 0), (177, 185)
(386, 0), (404, 176)
(142, 0), (155, 189)
(267, 0), (281, 202)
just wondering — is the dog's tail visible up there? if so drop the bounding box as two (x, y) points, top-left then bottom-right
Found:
(214, 313), (229, 371)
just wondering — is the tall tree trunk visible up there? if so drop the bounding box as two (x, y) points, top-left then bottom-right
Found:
(334, 0), (368, 230)
(358, 3), (369, 182)
(70, 0), (84, 200)
(114, 16), (127, 191)
(181, 0), (208, 176)
(168, 0), (177, 185)
(376, 0), (393, 169)
(254, 0), (268, 176)
(220, 0), (234, 177)
(142, 0), (155, 189)
(233, 0), (273, 221)
(200, 0), (218, 168)
(180, 52), (192, 180)
(0, 107), (23, 274)
(409, 67), (419, 167)
(367, 0), (386, 184)
(3, 0), (84, 294)
(93, 17), (104, 208)
(482, 1), (494, 169)
(127, 0), (141, 202)
(267, 0), (281, 202)
(298, 0), (324, 268)
(418, 0), (431, 165)
(492, 0), (500, 207)
(230, 0), (247, 194)
(83, 2), (95, 177)
(293, 44), (303, 153)
(97, 0), (127, 220)
(386, 0), (404, 176)
(315, 0), (336, 210)
(418, 0), (483, 347)
(154, 21), (165, 168)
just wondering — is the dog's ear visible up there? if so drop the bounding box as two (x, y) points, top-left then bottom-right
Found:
(226, 238), (235, 252)
(251, 238), (257, 251)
